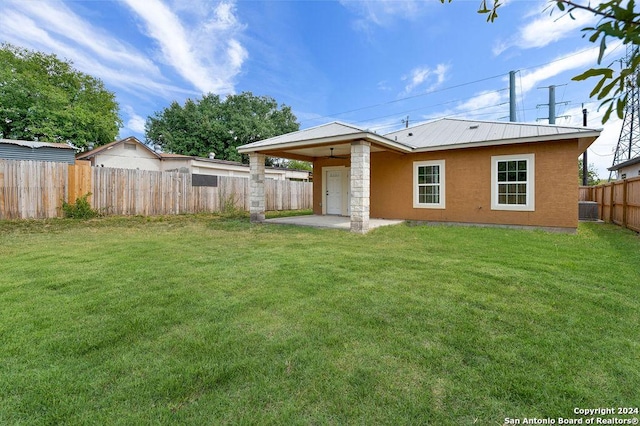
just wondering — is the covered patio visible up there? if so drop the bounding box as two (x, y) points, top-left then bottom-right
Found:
(237, 122), (410, 234)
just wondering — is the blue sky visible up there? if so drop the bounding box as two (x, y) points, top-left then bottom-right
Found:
(0, 0), (626, 177)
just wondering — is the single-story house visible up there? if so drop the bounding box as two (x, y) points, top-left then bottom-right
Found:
(0, 139), (76, 164)
(237, 118), (601, 233)
(608, 156), (640, 180)
(76, 136), (311, 181)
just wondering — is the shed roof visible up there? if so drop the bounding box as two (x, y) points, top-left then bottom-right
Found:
(608, 155), (640, 171)
(76, 136), (160, 160)
(0, 138), (75, 150)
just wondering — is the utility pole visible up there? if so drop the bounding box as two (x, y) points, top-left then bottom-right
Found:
(402, 116), (409, 128)
(537, 84), (569, 124)
(509, 71), (517, 122)
(549, 85), (556, 124)
(582, 106), (588, 186)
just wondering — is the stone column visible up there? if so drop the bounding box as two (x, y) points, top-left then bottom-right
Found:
(350, 140), (371, 234)
(249, 152), (265, 222)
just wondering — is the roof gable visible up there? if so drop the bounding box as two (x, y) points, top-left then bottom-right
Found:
(239, 121), (374, 150)
(76, 136), (160, 160)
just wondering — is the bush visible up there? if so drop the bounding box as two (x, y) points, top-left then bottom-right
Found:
(62, 193), (99, 219)
(219, 194), (247, 219)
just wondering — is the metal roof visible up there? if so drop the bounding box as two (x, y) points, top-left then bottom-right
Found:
(0, 138), (75, 150)
(238, 121), (379, 150)
(383, 118), (602, 151)
(237, 118), (601, 157)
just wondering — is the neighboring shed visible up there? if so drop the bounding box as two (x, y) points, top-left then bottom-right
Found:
(608, 156), (640, 180)
(77, 136), (311, 181)
(76, 136), (162, 171)
(0, 139), (76, 164)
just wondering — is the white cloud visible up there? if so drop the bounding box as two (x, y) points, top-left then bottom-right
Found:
(518, 47), (600, 95)
(494, 1), (597, 55)
(339, 0), (426, 31)
(6, 0), (161, 75)
(0, 0), (197, 99)
(456, 90), (504, 112)
(123, 0), (246, 94)
(123, 106), (147, 135)
(401, 64), (450, 95)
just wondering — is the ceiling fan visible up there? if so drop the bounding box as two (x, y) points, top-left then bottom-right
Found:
(324, 147), (349, 159)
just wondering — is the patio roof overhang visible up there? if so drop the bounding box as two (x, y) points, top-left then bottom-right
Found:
(237, 128), (412, 161)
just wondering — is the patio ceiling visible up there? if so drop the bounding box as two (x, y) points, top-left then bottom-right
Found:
(257, 140), (393, 162)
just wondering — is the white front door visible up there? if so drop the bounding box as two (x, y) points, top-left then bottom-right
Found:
(326, 170), (343, 215)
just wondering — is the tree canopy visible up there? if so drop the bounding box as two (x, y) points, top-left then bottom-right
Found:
(0, 44), (121, 149)
(578, 158), (600, 185)
(145, 92), (299, 163)
(444, 0), (640, 123)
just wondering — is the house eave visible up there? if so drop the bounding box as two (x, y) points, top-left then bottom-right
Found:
(411, 131), (601, 153)
(237, 132), (412, 155)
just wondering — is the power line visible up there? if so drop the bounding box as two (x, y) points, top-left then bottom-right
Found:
(300, 73), (505, 125)
(301, 42), (628, 130)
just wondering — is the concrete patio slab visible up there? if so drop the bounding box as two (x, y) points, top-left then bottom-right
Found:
(264, 215), (404, 231)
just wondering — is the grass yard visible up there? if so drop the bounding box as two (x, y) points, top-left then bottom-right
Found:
(0, 215), (639, 425)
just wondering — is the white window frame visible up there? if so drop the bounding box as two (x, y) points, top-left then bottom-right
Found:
(491, 154), (535, 211)
(413, 160), (445, 209)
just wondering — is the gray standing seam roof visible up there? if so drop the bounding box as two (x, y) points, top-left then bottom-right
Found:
(237, 118), (601, 153)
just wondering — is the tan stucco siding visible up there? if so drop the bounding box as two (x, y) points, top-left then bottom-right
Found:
(314, 140), (581, 229)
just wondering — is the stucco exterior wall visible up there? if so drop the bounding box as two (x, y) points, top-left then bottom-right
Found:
(617, 163), (640, 180)
(93, 143), (161, 171)
(313, 139), (582, 229)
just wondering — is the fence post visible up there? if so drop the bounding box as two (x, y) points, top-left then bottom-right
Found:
(622, 179), (628, 229)
(0, 172), (4, 218)
(609, 183), (615, 224)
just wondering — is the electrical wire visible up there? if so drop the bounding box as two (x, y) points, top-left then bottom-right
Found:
(301, 40), (628, 131)
(300, 73), (505, 126)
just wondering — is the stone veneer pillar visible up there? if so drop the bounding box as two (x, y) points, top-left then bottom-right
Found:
(249, 152), (265, 222)
(350, 140), (371, 234)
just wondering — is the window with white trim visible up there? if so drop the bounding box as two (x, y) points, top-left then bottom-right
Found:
(413, 160), (445, 209)
(491, 154), (535, 211)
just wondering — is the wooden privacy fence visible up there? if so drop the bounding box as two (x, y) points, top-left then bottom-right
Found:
(579, 176), (640, 233)
(0, 160), (313, 220)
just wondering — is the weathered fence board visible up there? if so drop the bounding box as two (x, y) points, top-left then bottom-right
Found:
(580, 176), (640, 232)
(0, 160), (312, 220)
(0, 160), (67, 219)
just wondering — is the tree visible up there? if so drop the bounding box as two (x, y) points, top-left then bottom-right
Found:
(0, 44), (121, 149)
(443, 0), (640, 123)
(145, 92), (299, 163)
(578, 159), (600, 185)
(284, 160), (313, 171)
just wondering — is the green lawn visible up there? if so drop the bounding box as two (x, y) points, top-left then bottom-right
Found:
(1, 215), (638, 425)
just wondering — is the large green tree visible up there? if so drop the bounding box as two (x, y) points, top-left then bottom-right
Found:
(0, 44), (121, 149)
(145, 92), (299, 163)
(445, 0), (640, 123)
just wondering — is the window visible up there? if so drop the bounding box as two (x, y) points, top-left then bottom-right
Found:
(413, 160), (445, 209)
(491, 154), (535, 211)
